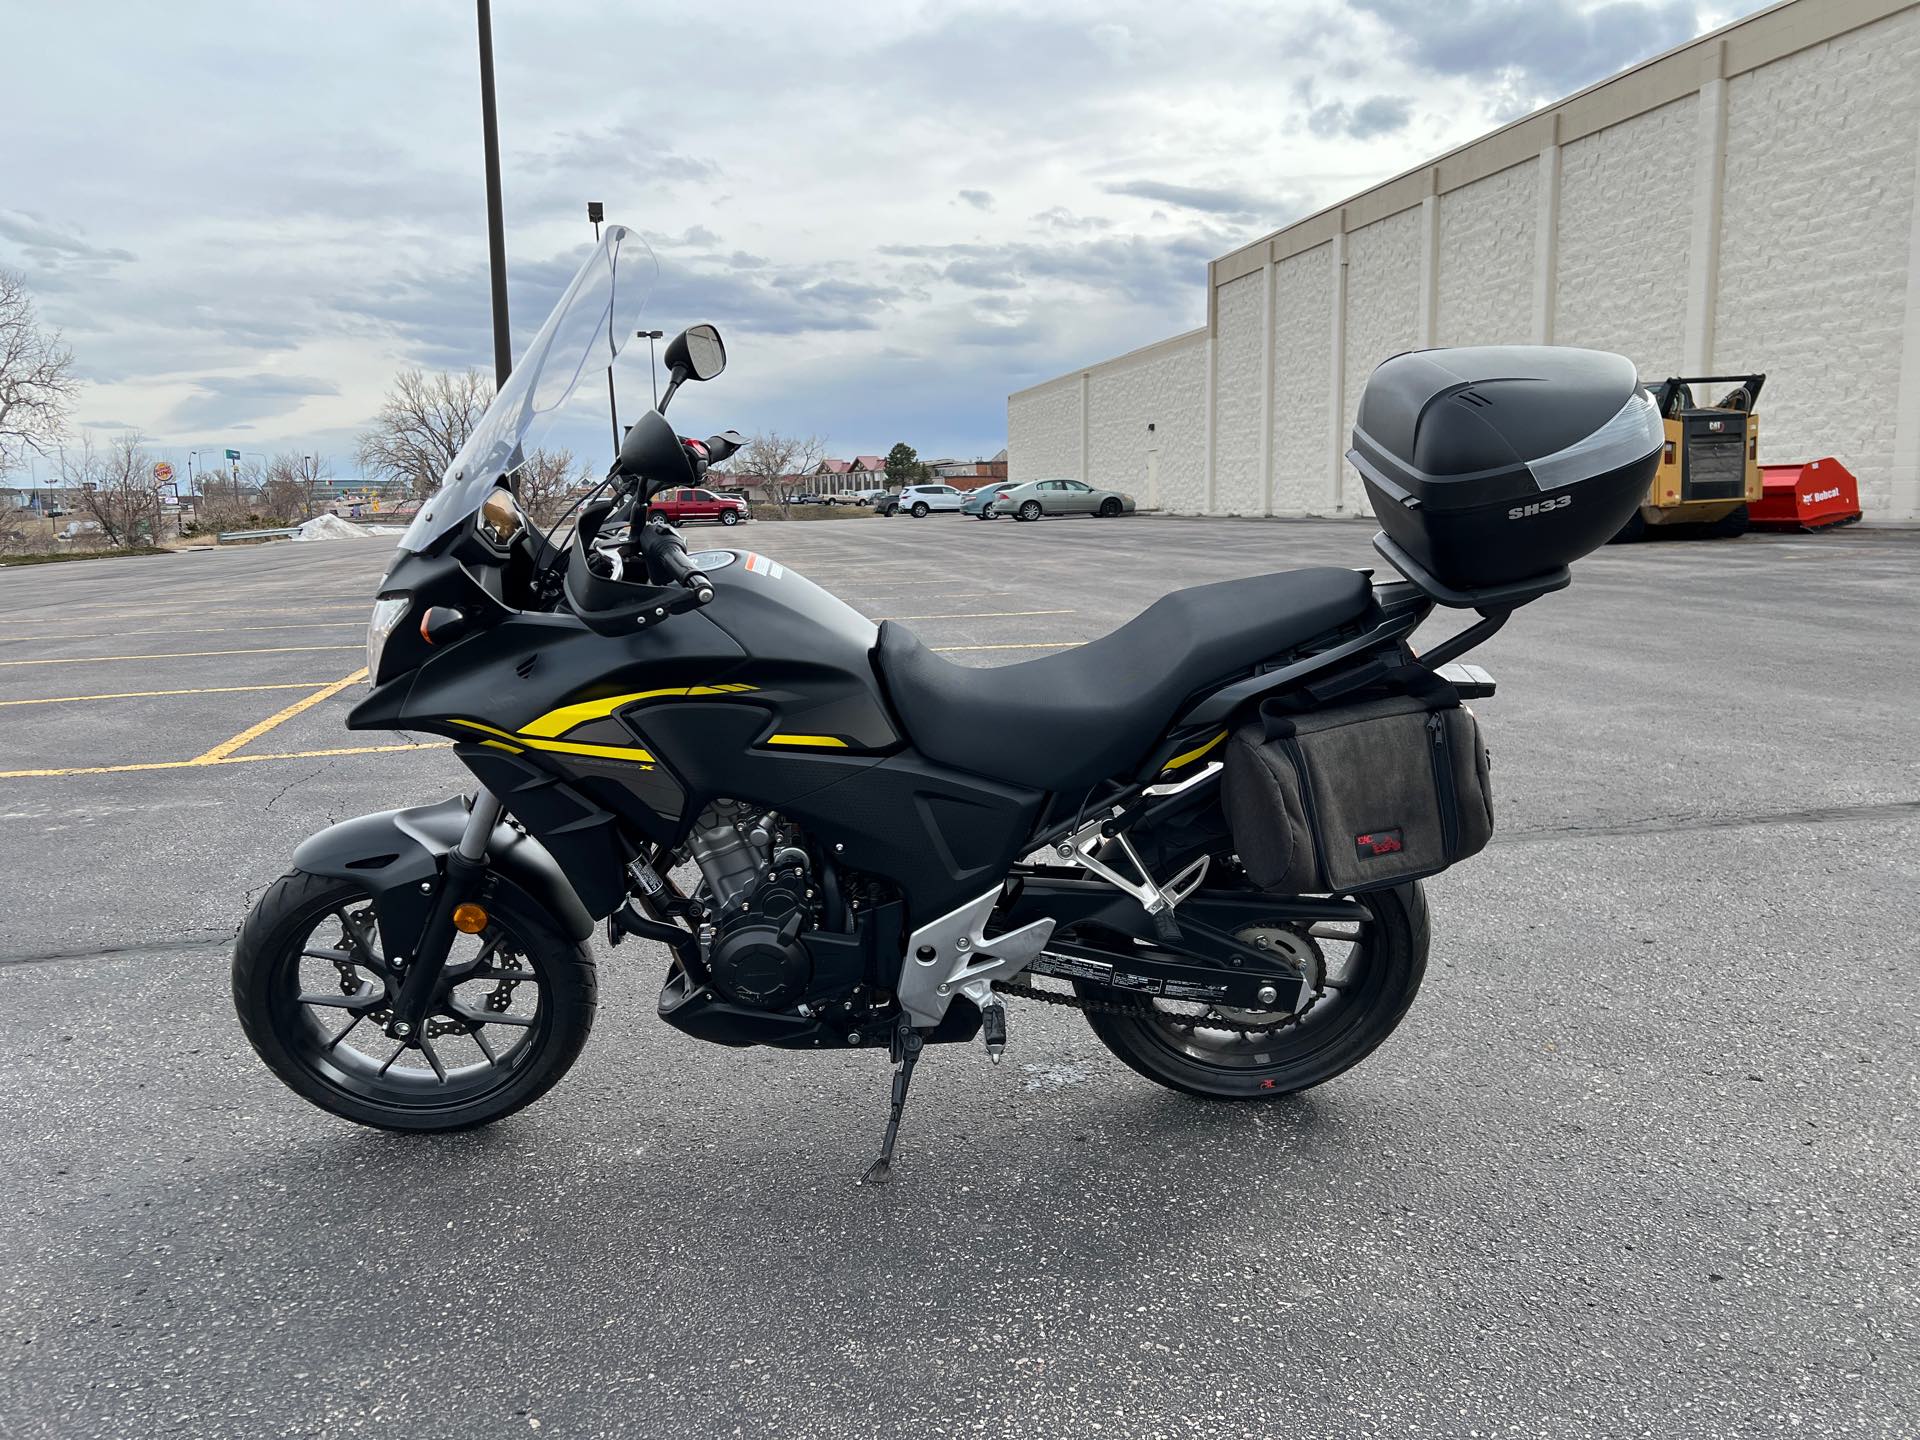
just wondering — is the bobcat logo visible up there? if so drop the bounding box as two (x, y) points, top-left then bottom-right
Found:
(1508, 494), (1572, 521)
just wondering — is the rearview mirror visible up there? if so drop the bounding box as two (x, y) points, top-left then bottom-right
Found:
(664, 324), (726, 382)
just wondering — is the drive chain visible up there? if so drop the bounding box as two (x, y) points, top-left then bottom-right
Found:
(994, 977), (1321, 1034)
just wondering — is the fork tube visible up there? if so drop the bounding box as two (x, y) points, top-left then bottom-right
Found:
(458, 787), (502, 862)
(389, 790), (501, 1039)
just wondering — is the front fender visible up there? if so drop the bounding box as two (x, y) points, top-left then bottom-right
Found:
(291, 796), (596, 946)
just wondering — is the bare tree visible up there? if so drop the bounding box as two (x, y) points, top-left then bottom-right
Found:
(66, 434), (165, 548)
(513, 447), (590, 526)
(259, 452), (330, 523)
(732, 431), (827, 518)
(0, 269), (78, 478)
(356, 367), (493, 500)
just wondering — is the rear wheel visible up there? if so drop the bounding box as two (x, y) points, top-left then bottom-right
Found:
(233, 869), (597, 1132)
(1017, 500), (1043, 522)
(1711, 503), (1750, 538)
(911, 502), (930, 518)
(1076, 881), (1427, 1100)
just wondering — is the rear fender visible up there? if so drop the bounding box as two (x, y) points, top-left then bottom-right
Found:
(291, 796), (596, 947)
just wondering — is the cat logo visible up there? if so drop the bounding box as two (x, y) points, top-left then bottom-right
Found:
(1507, 494), (1572, 521)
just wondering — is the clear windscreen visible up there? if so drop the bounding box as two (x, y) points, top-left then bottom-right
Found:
(399, 225), (658, 551)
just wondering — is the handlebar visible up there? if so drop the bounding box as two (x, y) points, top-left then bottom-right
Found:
(637, 518), (714, 605)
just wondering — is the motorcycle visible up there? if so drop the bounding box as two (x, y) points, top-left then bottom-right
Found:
(234, 227), (1664, 1180)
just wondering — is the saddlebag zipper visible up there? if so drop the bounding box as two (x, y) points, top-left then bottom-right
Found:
(1427, 712), (1460, 860)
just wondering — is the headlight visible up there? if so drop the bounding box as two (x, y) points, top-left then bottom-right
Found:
(366, 595), (409, 683)
(477, 486), (525, 547)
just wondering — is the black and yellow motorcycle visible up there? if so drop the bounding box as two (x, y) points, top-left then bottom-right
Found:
(234, 227), (1663, 1179)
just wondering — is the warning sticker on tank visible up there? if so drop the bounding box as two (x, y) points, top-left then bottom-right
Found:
(742, 552), (785, 579)
(1161, 979), (1233, 1002)
(1031, 952), (1113, 983)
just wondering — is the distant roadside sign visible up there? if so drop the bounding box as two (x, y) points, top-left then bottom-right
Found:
(152, 461), (175, 483)
(225, 449), (240, 461)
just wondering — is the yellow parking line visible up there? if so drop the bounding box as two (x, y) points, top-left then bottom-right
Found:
(930, 641), (1080, 652)
(0, 621), (361, 643)
(192, 668), (369, 763)
(0, 682), (345, 708)
(0, 740), (447, 780)
(0, 644), (362, 668)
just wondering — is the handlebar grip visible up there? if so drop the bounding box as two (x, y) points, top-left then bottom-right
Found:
(638, 521), (715, 604)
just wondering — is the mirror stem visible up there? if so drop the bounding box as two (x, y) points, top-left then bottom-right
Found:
(658, 367), (688, 414)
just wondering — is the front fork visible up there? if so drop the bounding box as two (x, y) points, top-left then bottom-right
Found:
(384, 788), (502, 1042)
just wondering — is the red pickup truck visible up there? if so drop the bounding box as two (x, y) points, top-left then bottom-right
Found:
(646, 487), (749, 526)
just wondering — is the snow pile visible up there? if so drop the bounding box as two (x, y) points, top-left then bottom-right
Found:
(291, 514), (375, 542)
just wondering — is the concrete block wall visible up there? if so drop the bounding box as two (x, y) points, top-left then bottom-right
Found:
(1714, 6), (1920, 518)
(1554, 95), (1696, 380)
(1009, 0), (1920, 520)
(1271, 244), (1336, 513)
(1435, 162), (1537, 348)
(1007, 329), (1206, 511)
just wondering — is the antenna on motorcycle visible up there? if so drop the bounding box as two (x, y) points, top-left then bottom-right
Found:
(656, 324), (726, 412)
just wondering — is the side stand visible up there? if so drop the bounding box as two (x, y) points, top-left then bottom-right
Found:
(861, 1017), (927, 1186)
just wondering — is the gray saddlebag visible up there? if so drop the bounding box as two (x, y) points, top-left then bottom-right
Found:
(1221, 690), (1493, 894)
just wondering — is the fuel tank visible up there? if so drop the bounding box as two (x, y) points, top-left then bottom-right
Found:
(356, 547), (902, 841)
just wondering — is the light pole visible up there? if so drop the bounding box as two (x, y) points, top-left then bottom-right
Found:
(588, 201), (619, 449)
(638, 330), (664, 408)
(476, 0), (512, 386)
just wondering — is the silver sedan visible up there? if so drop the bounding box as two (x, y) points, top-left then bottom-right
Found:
(990, 478), (1137, 521)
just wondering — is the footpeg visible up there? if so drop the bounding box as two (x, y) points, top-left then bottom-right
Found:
(861, 1018), (926, 1185)
(980, 998), (1007, 1064)
(1149, 905), (1182, 944)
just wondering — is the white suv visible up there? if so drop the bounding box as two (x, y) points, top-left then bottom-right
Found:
(884, 484), (966, 517)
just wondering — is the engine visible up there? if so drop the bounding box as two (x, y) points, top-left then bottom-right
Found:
(684, 800), (815, 1010)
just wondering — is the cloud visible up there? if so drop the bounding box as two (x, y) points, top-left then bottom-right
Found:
(0, 210), (136, 267)
(1104, 179), (1267, 220)
(1308, 96), (1415, 139)
(957, 189), (994, 211)
(1352, 0), (1702, 97)
(165, 374), (341, 431)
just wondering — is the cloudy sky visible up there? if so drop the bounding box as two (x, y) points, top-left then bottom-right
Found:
(5, 0), (1767, 482)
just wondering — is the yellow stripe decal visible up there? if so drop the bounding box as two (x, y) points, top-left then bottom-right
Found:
(478, 739), (524, 754)
(519, 684), (755, 738)
(765, 734), (849, 748)
(449, 718), (654, 766)
(1162, 730), (1227, 773)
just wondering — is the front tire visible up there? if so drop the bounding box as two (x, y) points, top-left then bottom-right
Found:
(1078, 881), (1428, 1100)
(1097, 497), (1121, 517)
(233, 869), (597, 1132)
(719, 509), (740, 526)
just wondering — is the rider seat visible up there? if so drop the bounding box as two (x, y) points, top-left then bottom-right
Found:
(876, 567), (1373, 792)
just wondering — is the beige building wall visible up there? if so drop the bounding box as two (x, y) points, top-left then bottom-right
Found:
(1008, 0), (1920, 520)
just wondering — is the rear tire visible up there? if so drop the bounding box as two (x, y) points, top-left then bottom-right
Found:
(233, 869), (597, 1132)
(1018, 500), (1042, 522)
(1078, 881), (1428, 1100)
(1712, 503), (1750, 538)
(911, 502), (930, 518)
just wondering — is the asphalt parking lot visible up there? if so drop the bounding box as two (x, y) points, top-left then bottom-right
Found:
(2, 513), (1915, 1439)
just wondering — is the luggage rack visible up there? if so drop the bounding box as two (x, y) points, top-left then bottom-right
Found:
(1371, 532), (1570, 611)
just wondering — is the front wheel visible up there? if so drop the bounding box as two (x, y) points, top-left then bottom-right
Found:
(1077, 881), (1428, 1100)
(1097, 497), (1121, 517)
(719, 508), (740, 526)
(233, 869), (597, 1132)
(1017, 500), (1043, 522)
